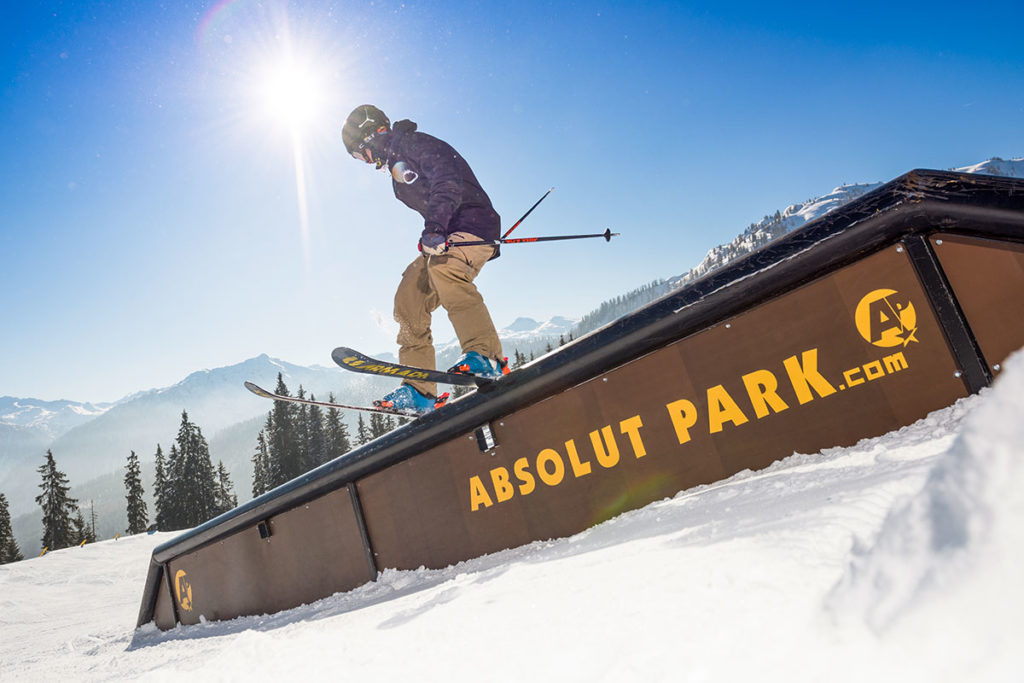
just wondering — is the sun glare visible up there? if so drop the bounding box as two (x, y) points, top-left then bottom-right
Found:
(259, 57), (325, 133)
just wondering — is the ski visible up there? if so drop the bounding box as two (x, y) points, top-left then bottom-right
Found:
(243, 381), (418, 417)
(331, 346), (495, 387)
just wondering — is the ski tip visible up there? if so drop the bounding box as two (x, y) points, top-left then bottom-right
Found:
(244, 381), (272, 398)
(331, 346), (358, 361)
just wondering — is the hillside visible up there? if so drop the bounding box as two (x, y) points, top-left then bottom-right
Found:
(2, 347), (1022, 680)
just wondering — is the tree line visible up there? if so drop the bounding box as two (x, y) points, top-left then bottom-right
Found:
(250, 373), (408, 497)
(0, 409), (239, 564)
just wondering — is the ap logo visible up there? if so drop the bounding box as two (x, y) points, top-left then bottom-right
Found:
(175, 569), (194, 612)
(855, 289), (919, 347)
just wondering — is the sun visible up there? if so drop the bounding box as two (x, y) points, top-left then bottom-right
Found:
(257, 55), (326, 134)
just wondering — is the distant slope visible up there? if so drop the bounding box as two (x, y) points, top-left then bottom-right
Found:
(571, 157), (1024, 338)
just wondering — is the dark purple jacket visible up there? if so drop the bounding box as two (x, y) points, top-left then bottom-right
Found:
(384, 119), (501, 256)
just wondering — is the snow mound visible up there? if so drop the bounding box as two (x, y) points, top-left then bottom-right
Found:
(953, 157), (1024, 178)
(829, 347), (1024, 631)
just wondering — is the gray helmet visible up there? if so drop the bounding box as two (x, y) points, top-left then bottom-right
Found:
(342, 104), (390, 157)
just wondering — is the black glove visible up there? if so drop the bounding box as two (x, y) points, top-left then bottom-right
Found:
(419, 231), (448, 256)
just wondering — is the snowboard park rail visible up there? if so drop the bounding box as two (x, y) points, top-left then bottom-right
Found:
(137, 169), (1024, 630)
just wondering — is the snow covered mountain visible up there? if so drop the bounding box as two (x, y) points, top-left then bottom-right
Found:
(669, 157), (1024, 290)
(430, 315), (579, 360)
(500, 315), (577, 341)
(0, 397), (112, 441)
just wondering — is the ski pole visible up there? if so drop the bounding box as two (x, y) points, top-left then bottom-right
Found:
(502, 187), (554, 239)
(449, 228), (619, 248)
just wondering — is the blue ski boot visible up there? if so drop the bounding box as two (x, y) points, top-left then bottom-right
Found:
(375, 384), (449, 415)
(447, 351), (509, 379)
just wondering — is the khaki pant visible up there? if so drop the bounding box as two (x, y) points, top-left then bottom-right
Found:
(394, 232), (503, 397)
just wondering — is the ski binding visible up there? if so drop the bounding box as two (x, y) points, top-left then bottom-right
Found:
(244, 381), (419, 416)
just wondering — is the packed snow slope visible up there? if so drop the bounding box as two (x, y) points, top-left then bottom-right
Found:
(3, 349), (1023, 681)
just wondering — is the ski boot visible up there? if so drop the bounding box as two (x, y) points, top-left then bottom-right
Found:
(447, 351), (510, 379)
(375, 384), (449, 415)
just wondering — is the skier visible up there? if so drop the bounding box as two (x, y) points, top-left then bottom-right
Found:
(342, 104), (508, 414)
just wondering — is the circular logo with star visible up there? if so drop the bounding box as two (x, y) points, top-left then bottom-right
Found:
(855, 289), (919, 347)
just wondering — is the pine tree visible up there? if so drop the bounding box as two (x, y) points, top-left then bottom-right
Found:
(164, 443), (183, 529)
(153, 444), (169, 531)
(167, 411), (218, 529)
(214, 461), (238, 515)
(88, 500), (98, 542)
(295, 386), (311, 468)
(72, 510), (88, 545)
(73, 504), (97, 545)
(124, 450), (148, 534)
(305, 396), (327, 469)
(368, 412), (393, 440)
(251, 430), (271, 498)
(355, 413), (371, 445)
(323, 397), (351, 463)
(0, 492), (23, 564)
(35, 450), (78, 551)
(266, 373), (301, 486)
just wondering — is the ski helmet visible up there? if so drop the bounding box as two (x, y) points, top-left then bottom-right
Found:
(343, 104), (390, 158)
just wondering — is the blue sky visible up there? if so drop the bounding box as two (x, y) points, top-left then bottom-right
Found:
(1, 1), (1022, 402)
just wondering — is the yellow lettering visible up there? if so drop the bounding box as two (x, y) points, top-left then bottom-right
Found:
(619, 415), (647, 458)
(707, 384), (749, 433)
(883, 352), (908, 373)
(864, 360), (885, 381)
(843, 367), (864, 387)
(490, 467), (515, 503)
(589, 426), (620, 468)
(783, 348), (837, 404)
(469, 476), (493, 511)
(741, 369), (789, 419)
(536, 448), (566, 486)
(514, 457), (536, 495)
(565, 439), (592, 477)
(667, 399), (699, 444)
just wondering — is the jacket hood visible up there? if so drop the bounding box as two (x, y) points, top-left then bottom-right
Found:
(392, 119), (418, 134)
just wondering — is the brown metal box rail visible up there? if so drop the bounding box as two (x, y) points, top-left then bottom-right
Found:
(137, 170), (1024, 629)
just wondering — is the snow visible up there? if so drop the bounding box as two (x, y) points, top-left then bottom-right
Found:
(953, 157), (1024, 178)
(3, 351), (1023, 681)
